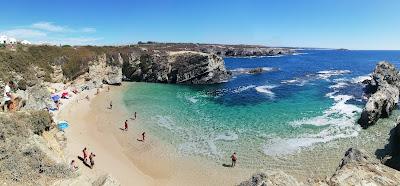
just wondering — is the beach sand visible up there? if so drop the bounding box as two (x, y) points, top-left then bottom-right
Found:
(57, 83), (254, 185)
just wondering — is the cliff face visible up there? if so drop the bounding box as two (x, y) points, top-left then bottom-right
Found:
(122, 51), (231, 84)
(88, 53), (123, 86)
(358, 62), (400, 128)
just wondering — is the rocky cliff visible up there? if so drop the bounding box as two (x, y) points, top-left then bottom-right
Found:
(122, 51), (231, 84)
(358, 61), (400, 128)
(239, 148), (400, 186)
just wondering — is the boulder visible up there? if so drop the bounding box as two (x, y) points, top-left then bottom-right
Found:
(358, 61), (400, 128)
(238, 171), (300, 186)
(329, 148), (400, 185)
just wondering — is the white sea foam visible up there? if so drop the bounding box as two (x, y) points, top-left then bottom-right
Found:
(155, 115), (175, 130)
(232, 85), (256, 93)
(255, 85), (277, 97)
(329, 82), (349, 89)
(264, 83), (362, 156)
(281, 78), (309, 86)
(215, 131), (239, 141)
(351, 75), (372, 84)
(317, 70), (351, 79)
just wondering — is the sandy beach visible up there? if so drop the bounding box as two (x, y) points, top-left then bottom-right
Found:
(56, 83), (254, 185)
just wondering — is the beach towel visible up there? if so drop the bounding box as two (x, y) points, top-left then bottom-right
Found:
(51, 95), (60, 102)
(58, 121), (69, 131)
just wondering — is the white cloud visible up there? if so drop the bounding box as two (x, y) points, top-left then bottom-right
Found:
(81, 27), (96, 33)
(37, 37), (103, 45)
(31, 22), (69, 32)
(1, 29), (47, 38)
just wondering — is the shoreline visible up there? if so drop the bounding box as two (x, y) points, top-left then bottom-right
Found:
(56, 82), (254, 185)
(53, 81), (397, 185)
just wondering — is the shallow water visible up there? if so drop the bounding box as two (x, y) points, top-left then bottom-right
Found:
(122, 50), (400, 177)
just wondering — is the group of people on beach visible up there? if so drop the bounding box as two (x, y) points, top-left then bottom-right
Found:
(71, 147), (96, 171)
(121, 112), (146, 141)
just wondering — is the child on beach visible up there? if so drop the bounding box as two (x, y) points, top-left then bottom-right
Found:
(231, 152), (237, 167)
(70, 160), (79, 171)
(89, 153), (96, 169)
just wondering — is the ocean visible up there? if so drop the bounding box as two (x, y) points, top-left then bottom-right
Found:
(121, 50), (400, 176)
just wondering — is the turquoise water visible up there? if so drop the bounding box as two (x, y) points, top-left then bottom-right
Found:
(122, 50), (400, 163)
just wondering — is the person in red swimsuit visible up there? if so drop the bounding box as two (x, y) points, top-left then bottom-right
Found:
(82, 147), (88, 163)
(124, 120), (128, 131)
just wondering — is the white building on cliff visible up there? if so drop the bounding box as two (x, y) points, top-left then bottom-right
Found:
(0, 35), (30, 45)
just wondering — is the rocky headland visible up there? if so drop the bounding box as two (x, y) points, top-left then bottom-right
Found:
(358, 61), (400, 128)
(1, 43), (400, 185)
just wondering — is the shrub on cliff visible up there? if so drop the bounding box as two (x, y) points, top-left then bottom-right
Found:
(30, 110), (53, 135)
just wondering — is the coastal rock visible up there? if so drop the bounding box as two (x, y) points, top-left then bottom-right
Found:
(329, 148), (400, 185)
(123, 51), (231, 84)
(358, 61), (400, 128)
(21, 84), (54, 110)
(88, 53), (123, 86)
(50, 64), (64, 83)
(248, 67), (265, 74)
(238, 171), (300, 186)
(92, 174), (121, 186)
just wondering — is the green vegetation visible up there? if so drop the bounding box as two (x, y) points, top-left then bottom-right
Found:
(0, 112), (73, 184)
(0, 44), (115, 83)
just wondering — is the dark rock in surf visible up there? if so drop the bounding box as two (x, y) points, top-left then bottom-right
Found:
(358, 61), (400, 129)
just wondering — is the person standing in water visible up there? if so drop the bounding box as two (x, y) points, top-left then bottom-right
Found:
(231, 152), (237, 167)
(124, 120), (128, 131)
(131, 112), (137, 120)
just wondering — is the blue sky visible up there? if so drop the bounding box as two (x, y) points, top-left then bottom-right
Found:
(1, 0), (399, 49)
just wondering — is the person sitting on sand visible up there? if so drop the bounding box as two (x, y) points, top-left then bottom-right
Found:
(124, 120), (128, 131)
(2, 81), (15, 112)
(231, 152), (237, 167)
(82, 147), (88, 163)
(70, 160), (79, 171)
(89, 152), (96, 169)
(85, 95), (90, 101)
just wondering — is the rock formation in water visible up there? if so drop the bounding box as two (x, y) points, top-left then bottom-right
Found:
(122, 51), (231, 84)
(358, 61), (400, 128)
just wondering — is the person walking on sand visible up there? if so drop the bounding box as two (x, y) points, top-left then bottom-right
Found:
(109, 101), (113, 110)
(124, 120), (128, 131)
(141, 132), (146, 141)
(89, 152), (96, 169)
(131, 112), (137, 120)
(231, 152), (237, 167)
(82, 147), (88, 163)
